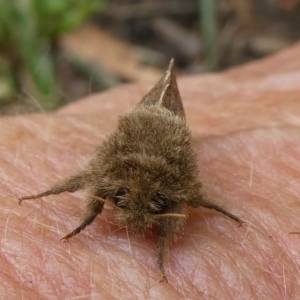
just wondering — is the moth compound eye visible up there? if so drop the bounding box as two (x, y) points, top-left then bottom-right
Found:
(149, 192), (168, 214)
(113, 188), (129, 209)
(115, 187), (129, 197)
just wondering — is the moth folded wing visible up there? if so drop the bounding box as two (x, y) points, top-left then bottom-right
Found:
(137, 59), (185, 119)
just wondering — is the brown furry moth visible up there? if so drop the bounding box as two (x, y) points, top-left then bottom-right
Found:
(19, 60), (243, 282)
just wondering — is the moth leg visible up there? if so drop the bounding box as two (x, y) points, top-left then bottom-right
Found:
(157, 236), (170, 283)
(61, 196), (104, 241)
(200, 200), (244, 226)
(18, 172), (86, 204)
(157, 204), (186, 283)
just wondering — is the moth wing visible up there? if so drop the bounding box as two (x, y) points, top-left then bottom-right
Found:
(137, 59), (185, 119)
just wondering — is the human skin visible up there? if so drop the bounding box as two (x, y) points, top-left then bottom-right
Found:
(1, 43), (300, 299)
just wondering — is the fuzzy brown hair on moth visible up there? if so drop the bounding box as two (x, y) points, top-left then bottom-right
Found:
(19, 59), (243, 283)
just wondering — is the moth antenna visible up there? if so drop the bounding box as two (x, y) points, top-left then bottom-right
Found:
(137, 59), (185, 119)
(154, 213), (187, 219)
(89, 195), (121, 210)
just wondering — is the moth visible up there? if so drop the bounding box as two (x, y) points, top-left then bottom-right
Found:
(19, 60), (243, 282)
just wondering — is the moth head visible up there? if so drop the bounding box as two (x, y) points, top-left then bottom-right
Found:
(102, 187), (185, 236)
(94, 144), (191, 235)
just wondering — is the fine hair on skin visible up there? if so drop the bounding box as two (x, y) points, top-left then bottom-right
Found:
(19, 59), (243, 282)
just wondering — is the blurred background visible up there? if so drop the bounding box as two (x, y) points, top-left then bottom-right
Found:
(1, 0), (300, 115)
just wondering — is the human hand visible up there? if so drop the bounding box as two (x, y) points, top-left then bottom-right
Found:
(1, 43), (300, 299)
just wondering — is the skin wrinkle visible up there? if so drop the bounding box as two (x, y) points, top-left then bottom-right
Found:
(235, 264), (256, 300)
(219, 255), (242, 298)
(246, 258), (276, 298)
(180, 239), (227, 295)
(258, 250), (290, 296)
(218, 205), (286, 296)
(256, 265), (286, 298)
(275, 255), (296, 297)
(217, 252), (246, 296)
(11, 246), (42, 292)
(125, 227), (133, 261)
(183, 252), (212, 296)
(240, 217), (253, 251)
(3, 215), (10, 242)
(283, 263), (287, 300)
(175, 274), (188, 300)
(19, 210), (94, 296)
(207, 256), (230, 298)
(0, 272), (27, 298)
